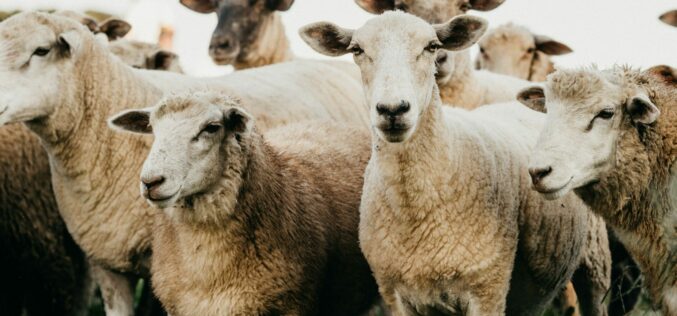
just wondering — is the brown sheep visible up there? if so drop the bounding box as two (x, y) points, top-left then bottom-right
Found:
(526, 65), (677, 314)
(109, 92), (378, 315)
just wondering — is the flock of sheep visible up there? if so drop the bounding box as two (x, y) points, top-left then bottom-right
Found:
(0, 0), (675, 316)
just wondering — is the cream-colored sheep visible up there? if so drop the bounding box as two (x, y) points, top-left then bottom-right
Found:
(55, 11), (184, 73)
(108, 40), (183, 73)
(475, 23), (572, 82)
(108, 92), (379, 315)
(301, 11), (606, 315)
(525, 65), (677, 315)
(354, 3), (612, 314)
(180, 0), (294, 69)
(0, 11), (368, 316)
(660, 10), (677, 27)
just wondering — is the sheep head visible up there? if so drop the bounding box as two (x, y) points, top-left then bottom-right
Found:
(301, 12), (486, 143)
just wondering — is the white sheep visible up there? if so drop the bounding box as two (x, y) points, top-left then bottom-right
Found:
(108, 92), (379, 315)
(0, 11), (368, 316)
(524, 65), (677, 315)
(301, 11), (606, 315)
(475, 23), (573, 82)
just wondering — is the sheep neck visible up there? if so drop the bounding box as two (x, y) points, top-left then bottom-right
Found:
(233, 12), (293, 70)
(175, 132), (294, 247)
(371, 85), (456, 217)
(574, 81), (677, 307)
(437, 50), (483, 109)
(25, 38), (162, 273)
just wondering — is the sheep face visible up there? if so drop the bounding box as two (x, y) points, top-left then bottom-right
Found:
(300, 12), (486, 143)
(0, 12), (87, 127)
(109, 93), (251, 211)
(108, 40), (183, 73)
(355, 0), (505, 24)
(477, 24), (572, 80)
(180, 0), (294, 65)
(526, 68), (660, 200)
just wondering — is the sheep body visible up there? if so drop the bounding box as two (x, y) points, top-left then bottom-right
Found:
(147, 115), (377, 315)
(0, 125), (93, 316)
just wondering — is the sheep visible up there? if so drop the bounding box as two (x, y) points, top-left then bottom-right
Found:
(55, 11), (184, 73)
(0, 11), (369, 316)
(354, 2), (612, 314)
(475, 23), (573, 82)
(180, 0), (294, 69)
(0, 126), (94, 316)
(660, 10), (677, 27)
(301, 11), (608, 315)
(107, 92), (379, 315)
(524, 65), (677, 315)
(108, 40), (184, 73)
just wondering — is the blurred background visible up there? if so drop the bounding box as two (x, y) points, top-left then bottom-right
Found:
(0, 0), (674, 77)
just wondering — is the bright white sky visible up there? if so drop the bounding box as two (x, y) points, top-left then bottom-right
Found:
(1, 0), (675, 77)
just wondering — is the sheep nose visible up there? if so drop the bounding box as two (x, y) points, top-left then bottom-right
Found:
(376, 101), (410, 118)
(210, 34), (235, 51)
(141, 175), (165, 192)
(529, 166), (552, 185)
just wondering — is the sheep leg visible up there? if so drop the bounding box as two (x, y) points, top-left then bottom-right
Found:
(91, 264), (136, 316)
(571, 215), (611, 316)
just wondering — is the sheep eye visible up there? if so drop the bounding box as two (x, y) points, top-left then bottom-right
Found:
(395, 2), (408, 11)
(202, 123), (222, 134)
(425, 42), (441, 53)
(479, 47), (486, 54)
(526, 47), (535, 54)
(460, 2), (471, 11)
(350, 45), (364, 56)
(32, 47), (50, 57)
(595, 109), (615, 120)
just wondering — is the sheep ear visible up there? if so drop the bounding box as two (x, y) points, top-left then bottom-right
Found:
(149, 50), (178, 71)
(517, 86), (546, 113)
(534, 34), (572, 55)
(627, 94), (660, 125)
(57, 30), (81, 57)
(660, 10), (677, 27)
(469, 0), (505, 11)
(299, 22), (354, 57)
(434, 15), (487, 51)
(223, 107), (253, 135)
(180, 0), (218, 13)
(354, 0), (393, 14)
(99, 19), (132, 40)
(80, 16), (99, 33)
(265, 0), (295, 11)
(645, 65), (676, 85)
(108, 108), (153, 134)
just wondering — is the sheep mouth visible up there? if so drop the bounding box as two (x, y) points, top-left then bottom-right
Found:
(534, 177), (573, 200)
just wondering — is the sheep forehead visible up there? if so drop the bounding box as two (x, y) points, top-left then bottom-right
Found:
(480, 24), (533, 49)
(547, 67), (643, 115)
(152, 92), (238, 127)
(356, 11), (436, 52)
(0, 12), (81, 59)
(400, 0), (467, 24)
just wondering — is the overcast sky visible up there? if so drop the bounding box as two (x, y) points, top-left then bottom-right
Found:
(1, 0), (675, 77)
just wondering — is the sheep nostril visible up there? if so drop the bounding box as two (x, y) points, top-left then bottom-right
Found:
(142, 176), (165, 191)
(529, 166), (553, 185)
